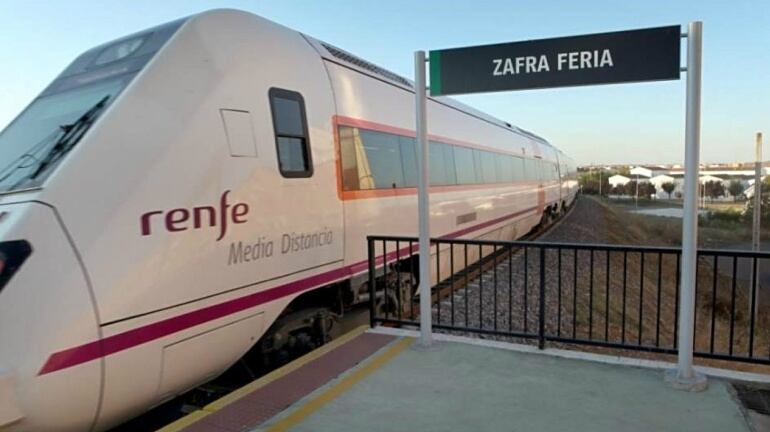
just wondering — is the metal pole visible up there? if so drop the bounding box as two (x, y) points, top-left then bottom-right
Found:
(415, 50), (432, 347)
(753, 132), (763, 252)
(667, 21), (706, 391)
(636, 174), (639, 206)
(599, 169), (603, 197)
(752, 132), (763, 319)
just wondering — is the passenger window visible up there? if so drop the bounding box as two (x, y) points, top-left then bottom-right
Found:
(454, 147), (476, 185)
(481, 151), (497, 183)
(359, 129), (404, 188)
(512, 156), (525, 181)
(429, 141), (448, 186)
(524, 159), (537, 181)
(441, 144), (457, 185)
(497, 155), (514, 182)
(339, 126), (362, 190)
(400, 136), (417, 187)
(269, 88), (312, 178)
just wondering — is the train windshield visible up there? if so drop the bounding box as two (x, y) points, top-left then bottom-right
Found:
(0, 78), (128, 192)
(0, 17), (184, 193)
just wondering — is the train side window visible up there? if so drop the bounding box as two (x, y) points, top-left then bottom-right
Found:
(429, 141), (448, 186)
(269, 88), (312, 178)
(512, 156), (524, 181)
(480, 151), (497, 183)
(524, 159), (537, 181)
(442, 144), (457, 185)
(358, 129), (404, 188)
(339, 126), (362, 190)
(400, 136), (417, 187)
(454, 146), (476, 185)
(497, 155), (514, 183)
(538, 160), (546, 181)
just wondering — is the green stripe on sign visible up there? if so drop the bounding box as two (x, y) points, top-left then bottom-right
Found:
(428, 50), (442, 96)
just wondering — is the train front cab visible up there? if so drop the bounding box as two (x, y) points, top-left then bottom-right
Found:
(0, 9), (345, 431)
(0, 202), (101, 431)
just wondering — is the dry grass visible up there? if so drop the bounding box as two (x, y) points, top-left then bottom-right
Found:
(542, 196), (770, 374)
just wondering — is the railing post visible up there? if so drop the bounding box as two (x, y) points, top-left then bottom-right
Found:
(368, 236), (376, 329)
(539, 246), (546, 350)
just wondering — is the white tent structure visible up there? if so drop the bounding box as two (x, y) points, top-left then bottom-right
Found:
(699, 174), (725, 184)
(630, 166), (653, 179)
(608, 174), (630, 188)
(650, 174), (678, 199)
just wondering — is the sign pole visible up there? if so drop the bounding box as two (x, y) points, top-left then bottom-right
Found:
(753, 133), (763, 253)
(752, 132), (763, 319)
(415, 50), (433, 347)
(666, 21), (707, 391)
(599, 168), (602, 197)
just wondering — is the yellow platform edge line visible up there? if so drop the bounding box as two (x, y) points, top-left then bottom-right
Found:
(156, 325), (370, 432)
(265, 336), (414, 432)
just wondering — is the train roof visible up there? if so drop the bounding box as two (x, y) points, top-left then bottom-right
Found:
(302, 36), (552, 147)
(73, 9), (552, 149)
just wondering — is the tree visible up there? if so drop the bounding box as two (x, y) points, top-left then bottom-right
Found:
(638, 182), (657, 198)
(624, 180), (637, 197)
(661, 182), (676, 199)
(727, 180), (744, 202)
(578, 170), (612, 195)
(704, 180), (725, 202)
(610, 184), (625, 196)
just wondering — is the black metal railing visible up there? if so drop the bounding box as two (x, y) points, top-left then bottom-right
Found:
(367, 235), (770, 365)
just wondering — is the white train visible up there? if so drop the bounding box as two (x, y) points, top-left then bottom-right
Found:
(0, 9), (577, 431)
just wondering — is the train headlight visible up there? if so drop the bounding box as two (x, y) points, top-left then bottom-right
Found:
(0, 241), (31, 293)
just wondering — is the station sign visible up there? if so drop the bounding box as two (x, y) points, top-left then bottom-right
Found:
(429, 26), (681, 96)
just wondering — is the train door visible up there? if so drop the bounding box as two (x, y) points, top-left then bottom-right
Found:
(254, 82), (344, 283)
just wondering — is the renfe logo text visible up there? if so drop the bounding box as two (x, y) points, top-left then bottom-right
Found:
(140, 190), (248, 241)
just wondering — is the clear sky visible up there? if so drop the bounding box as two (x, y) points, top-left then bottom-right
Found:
(0, 0), (767, 165)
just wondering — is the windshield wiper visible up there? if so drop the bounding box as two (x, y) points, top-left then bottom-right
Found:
(0, 129), (65, 185)
(27, 95), (110, 180)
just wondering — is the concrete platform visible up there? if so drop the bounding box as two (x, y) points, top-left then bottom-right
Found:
(164, 327), (752, 432)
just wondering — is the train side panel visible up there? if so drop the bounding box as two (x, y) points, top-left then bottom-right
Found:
(324, 60), (559, 282)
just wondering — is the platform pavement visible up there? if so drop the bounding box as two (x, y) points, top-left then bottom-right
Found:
(258, 336), (748, 432)
(164, 327), (752, 432)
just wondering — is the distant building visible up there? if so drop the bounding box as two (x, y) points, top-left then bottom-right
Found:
(580, 163), (764, 200)
(630, 165), (670, 179)
(629, 166), (652, 179)
(608, 174), (630, 188)
(699, 174), (725, 184)
(649, 174), (677, 199)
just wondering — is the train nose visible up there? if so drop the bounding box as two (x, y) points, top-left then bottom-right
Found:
(0, 202), (102, 431)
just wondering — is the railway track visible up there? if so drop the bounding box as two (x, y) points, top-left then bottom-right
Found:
(405, 203), (576, 321)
